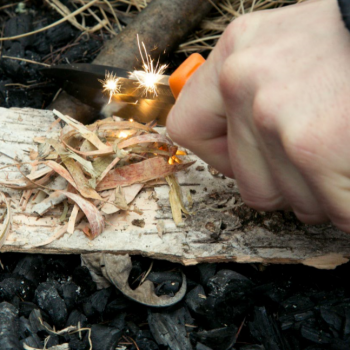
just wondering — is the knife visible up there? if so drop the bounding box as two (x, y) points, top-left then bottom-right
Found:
(41, 54), (205, 126)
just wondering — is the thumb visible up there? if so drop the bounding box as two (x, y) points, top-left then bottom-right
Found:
(166, 51), (233, 177)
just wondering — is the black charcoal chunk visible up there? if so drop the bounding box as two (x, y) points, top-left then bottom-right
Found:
(62, 281), (80, 312)
(0, 276), (34, 301)
(239, 346), (265, 350)
(191, 326), (237, 350)
(108, 312), (126, 330)
(46, 334), (60, 347)
(155, 280), (181, 296)
(300, 319), (333, 344)
(185, 285), (207, 315)
(35, 282), (68, 328)
(13, 255), (45, 285)
(148, 306), (192, 350)
(20, 334), (43, 348)
(3, 14), (33, 49)
(207, 270), (254, 298)
(83, 288), (112, 319)
(196, 343), (213, 350)
(90, 324), (122, 350)
(66, 309), (88, 329)
(249, 306), (288, 350)
(72, 266), (97, 297)
(104, 296), (131, 317)
(0, 301), (21, 350)
(19, 301), (40, 318)
(198, 264), (217, 287)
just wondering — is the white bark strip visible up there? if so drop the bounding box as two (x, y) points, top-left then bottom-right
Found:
(1, 107), (350, 269)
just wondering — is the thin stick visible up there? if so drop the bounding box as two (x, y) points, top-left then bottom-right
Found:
(0, 0), (100, 42)
(2, 56), (51, 67)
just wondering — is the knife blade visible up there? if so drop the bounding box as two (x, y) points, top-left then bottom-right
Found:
(41, 54), (205, 126)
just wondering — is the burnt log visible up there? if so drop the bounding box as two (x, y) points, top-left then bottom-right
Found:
(49, 0), (218, 123)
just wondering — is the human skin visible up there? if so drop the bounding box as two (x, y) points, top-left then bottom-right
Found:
(166, 0), (350, 232)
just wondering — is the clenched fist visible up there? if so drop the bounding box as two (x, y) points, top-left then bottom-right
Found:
(166, 0), (350, 232)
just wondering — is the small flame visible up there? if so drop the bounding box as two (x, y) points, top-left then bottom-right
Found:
(129, 118), (134, 122)
(130, 34), (168, 97)
(99, 71), (121, 104)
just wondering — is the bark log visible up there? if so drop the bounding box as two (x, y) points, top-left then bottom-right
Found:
(48, 0), (218, 123)
(2, 107), (350, 270)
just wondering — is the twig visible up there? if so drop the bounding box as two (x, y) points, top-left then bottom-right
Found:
(1, 56), (51, 67)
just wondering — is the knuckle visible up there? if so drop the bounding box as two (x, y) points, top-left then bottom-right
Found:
(252, 89), (279, 133)
(240, 190), (285, 212)
(281, 129), (321, 169)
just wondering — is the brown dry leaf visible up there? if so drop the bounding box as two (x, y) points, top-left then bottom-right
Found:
(45, 160), (76, 189)
(60, 191), (105, 239)
(97, 157), (195, 191)
(0, 191), (12, 248)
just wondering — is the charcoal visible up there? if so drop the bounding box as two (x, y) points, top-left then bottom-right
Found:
(249, 306), (288, 350)
(28, 309), (51, 334)
(300, 318), (334, 344)
(239, 346), (265, 350)
(207, 269), (254, 298)
(185, 285), (207, 315)
(18, 315), (41, 341)
(90, 324), (122, 350)
(35, 282), (68, 328)
(133, 337), (159, 349)
(0, 301), (21, 350)
(108, 312), (126, 330)
(61, 281), (80, 312)
(320, 306), (343, 333)
(196, 343), (213, 350)
(0, 276), (34, 301)
(82, 287), (112, 319)
(19, 301), (40, 318)
(104, 296), (131, 317)
(21, 335), (43, 348)
(191, 325), (236, 350)
(69, 333), (90, 350)
(13, 255), (45, 285)
(33, 22), (77, 53)
(61, 39), (102, 63)
(66, 309), (88, 328)
(3, 14), (33, 49)
(72, 266), (97, 298)
(198, 264), (217, 287)
(46, 334), (60, 347)
(148, 305), (192, 350)
(155, 280), (181, 296)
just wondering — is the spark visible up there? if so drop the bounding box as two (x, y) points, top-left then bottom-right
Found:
(129, 34), (168, 97)
(119, 131), (128, 138)
(99, 71), (121, 104)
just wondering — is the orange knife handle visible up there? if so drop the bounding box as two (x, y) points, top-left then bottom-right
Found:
(169, 53), (205, 99)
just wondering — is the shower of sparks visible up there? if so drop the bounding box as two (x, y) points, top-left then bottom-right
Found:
(129, 35), (168, 97)
(99, 71), (121, 104)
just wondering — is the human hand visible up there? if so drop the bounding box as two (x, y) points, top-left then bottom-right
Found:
(166, 0), (350, 232)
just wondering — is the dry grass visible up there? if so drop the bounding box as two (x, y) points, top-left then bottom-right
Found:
(0, 0), (304, 55)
